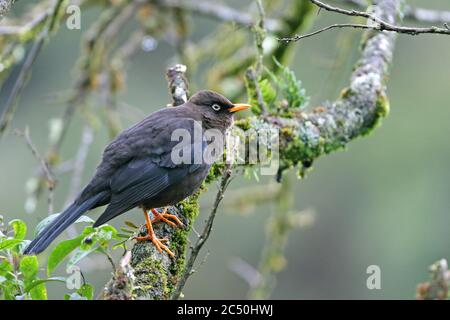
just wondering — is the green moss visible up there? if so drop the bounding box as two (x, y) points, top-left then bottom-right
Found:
(376, 92), (390, 118)
(360, 92), (390, 136)
(132, 258), (168, 300)
(234, 118), (252, 131)
(129, 190), (201, 299)
(166, 193), (200, 293)
(279, 135), (304, 169)
(205, 162), (226, 184)
(339, 87), (354, 99)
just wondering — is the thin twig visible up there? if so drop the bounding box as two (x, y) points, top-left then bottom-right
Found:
(0, 0), (90, 36)
(153, 0), (281, 32)
(255, 0), (266, 75)
(0, 0), (65, 136)
(279, 0), (450, 42)
(279, 23), (372, 42)
(246, 0), (268, 115)
(171, 164), (233, 300)
(15, 127), (56, 214)
(245, 68), (268, 115)
(336, 0), (450, 25)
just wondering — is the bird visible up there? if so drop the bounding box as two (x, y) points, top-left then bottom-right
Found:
(24, 90), (250, 257)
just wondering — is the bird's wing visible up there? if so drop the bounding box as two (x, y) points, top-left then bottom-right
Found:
(93, 155), (204, 227)
(78, 112), (203, 201)
(102, 114), (203, 170)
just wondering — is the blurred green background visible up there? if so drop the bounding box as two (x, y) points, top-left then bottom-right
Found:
(1, 0), (449, 299)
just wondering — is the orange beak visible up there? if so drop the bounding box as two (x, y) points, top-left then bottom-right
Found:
(229, 103), (252, 113)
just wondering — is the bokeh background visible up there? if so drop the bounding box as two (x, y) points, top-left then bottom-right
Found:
(1, 0), (449, 299)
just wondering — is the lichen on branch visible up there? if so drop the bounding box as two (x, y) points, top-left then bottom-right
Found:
(255, 0), (398, 177)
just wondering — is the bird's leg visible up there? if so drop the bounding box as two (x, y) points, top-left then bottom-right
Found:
(134, 209), (175, 257)
(151, 207), (184, 228)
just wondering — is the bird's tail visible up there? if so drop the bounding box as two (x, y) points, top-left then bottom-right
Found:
(24, 192), (107, 255)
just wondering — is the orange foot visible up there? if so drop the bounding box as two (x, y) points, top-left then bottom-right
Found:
(151, 208), (184, 228)
(134, 209), (175, 257)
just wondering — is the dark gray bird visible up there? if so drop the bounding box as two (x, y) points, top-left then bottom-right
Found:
(24, 90), (250, 257)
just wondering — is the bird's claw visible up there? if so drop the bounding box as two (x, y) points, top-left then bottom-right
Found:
(151, 208), (184, 228)
(134, 234), (174, 257)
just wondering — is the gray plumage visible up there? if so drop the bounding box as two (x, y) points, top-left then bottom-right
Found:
(24, 90), (239, 255)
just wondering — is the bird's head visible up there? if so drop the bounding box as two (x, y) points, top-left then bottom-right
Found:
(188, 90), (251, 131)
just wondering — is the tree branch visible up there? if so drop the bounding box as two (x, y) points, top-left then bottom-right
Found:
(152, 0), (281, 32)
(0, 0), (16, 21)
(258, 0), (400, 178)
(336, 0), (450, 25)
(0, 0), (66, 137)
(171, 164), (233, 300)
(101, 64), (200, 300)
(279, 0), (450, 43)
(14, 127), (56, 215)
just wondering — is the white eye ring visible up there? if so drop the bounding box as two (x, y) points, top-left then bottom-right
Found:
(211, 104), (221, 111)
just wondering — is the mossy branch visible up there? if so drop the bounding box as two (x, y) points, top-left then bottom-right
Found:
(101, 64), (204, 300)
(247, 0), (399, 178)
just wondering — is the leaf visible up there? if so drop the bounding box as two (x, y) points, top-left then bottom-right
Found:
(9, 219), (27, 240)
(19, 255), (39, 280)
(15, 240), (31, 255)
(0, 239), (23, 251)
(124, 221), (138, 229)
(0, 259), (13, 276)
(35, 214), (94, 236)
(99, 224), (118, 237)
(29, 282), (48, 300)
(75, 216), (95, 224)
(259, 78), (277, 106)
(67, 246), (98, 269)
(112, 239), (128, 250)
(77, 283), (94, 300)
(19, 255), (48, 299)
(120, 227), (135, 234)
(81, 226), (96, 235)
(96, 225), (118, 245)
(64, 292), (86, 300)
(24, 277), (66, 293)
(34, 214), (59, 236)
(47, 235), (84, 276)
(271, 57), (309, 109)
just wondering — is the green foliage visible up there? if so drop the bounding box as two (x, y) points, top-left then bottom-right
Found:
(47, 235), (85, 276)
(9, 219), (27, 240)
(245, 58), (308, 117)
(20, 255), (47, 300)
(47, 224), (122, 275)
(245, 76), (277, 115)
(64, 284), (94, 300)
(270, 58), (309, 110)
(34, 213), (94, 236)
(0, 214), (128, 300)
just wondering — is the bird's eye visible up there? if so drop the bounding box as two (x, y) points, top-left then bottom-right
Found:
(211, 104), (221, 111)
